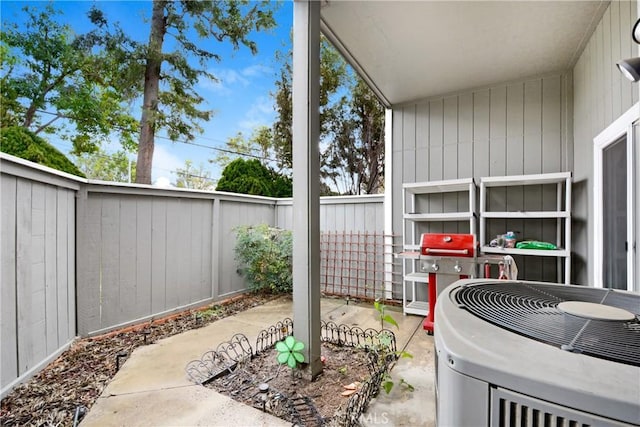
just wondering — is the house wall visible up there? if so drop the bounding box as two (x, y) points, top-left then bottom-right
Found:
(391, 74), (572, 283)
(572, 0), (639, 285)
(0, 158), (80, 398)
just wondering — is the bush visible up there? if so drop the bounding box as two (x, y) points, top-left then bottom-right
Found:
(234, 224), (293, 294)
(216, 158), (292, 197)
(1, 126), (85, 177)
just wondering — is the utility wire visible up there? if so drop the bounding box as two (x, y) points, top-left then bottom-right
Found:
(34, 108), (280, 163)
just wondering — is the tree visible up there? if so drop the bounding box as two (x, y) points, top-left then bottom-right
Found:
(209, 125), (277, 171)
(272, 36), (349, 171)
(0, 4), (140, 154)
(135, 0), (278, 185)
(271, 37), (385, 195)
(73, 149), (135, 183)
(325, 77), (385, 194)
(175, 160), (215, 190)
(216, 158), (291, 197)
(1, 126), (85, 177)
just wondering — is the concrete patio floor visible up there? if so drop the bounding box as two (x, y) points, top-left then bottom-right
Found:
(80, 296), (436, 427)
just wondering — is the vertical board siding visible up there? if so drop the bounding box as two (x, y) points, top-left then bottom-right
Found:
(77, 193), (218, 335)
(572, 0), (638, 285)
(1, 175), (18, 388)
(2, 157), (386, 396)
(393, 74), (569, 282)
(1, 171), (76, 397)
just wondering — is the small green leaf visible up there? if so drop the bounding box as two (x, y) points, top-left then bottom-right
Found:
(287, 355), (297, 368)
(284, 336), (296, 349)
(382, 314), (399, 329)
(292, 352), (305, 363)
(399, 351), (413, 359)
(275, 341), (288, 352)
(382, 380), (394, 394)
(277, 352), (290, 364)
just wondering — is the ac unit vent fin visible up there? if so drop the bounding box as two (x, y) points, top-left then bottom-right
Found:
(491, 387), (631, 427)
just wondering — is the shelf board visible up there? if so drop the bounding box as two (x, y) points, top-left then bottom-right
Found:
(404, 212), (474, 221)
(405, 272), (431, 283)
(480, 172), (571, 187)
(480, 245), (569, 257)
(481, 211), (569, 219)
(403, 178), (474, 194)
(404, 300), (429, 316)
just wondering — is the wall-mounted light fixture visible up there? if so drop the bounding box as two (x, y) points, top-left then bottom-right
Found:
(617, 57), (640, 82)
(617, 19), (640, 82)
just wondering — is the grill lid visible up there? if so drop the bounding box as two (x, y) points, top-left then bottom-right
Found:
(453, 282), (640, 367)
(420, 233), (475, 257)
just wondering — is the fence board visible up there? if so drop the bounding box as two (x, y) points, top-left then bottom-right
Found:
(135, 199), (153, 318)
(1, 176), (18, 387)
(66, 191), (75, 340)
(56, 188), (69, 345)
(44, 186), (58, 355)
(151, 198), (168, 314)
(119, 197), (138, 322)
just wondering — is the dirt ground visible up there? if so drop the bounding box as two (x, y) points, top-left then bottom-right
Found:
(207, 342), (372, 425)
(0, 293), (279, 427)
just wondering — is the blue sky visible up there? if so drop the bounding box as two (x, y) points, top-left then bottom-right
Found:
(1, 0), (294, 185)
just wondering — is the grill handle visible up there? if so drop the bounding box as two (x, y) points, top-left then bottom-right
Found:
(423, 248), (469, 255)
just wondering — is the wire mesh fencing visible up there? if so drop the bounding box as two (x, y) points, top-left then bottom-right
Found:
(320, 231), (402, 301)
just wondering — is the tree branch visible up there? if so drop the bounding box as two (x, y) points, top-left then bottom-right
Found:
(33, 113), (62, 134)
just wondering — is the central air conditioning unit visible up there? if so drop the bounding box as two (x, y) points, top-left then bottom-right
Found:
(434, 279), (640, 427)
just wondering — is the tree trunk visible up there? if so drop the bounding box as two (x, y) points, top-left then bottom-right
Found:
(23, 104), (37, 129)
(136, 0), (167, 184)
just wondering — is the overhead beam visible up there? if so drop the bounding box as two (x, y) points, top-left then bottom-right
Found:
(292, 0), (322, 378)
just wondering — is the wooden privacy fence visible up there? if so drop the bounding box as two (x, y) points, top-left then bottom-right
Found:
(0, 153), (392, 397)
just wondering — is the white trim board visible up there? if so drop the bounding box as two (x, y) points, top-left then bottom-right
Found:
(593, 102), (639, 291)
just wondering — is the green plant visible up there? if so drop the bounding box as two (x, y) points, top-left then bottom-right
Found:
(373, 299), (414, 394)
(275, 336), (305, 369)
(234, 224), (293, 294)
(1, 126), (85, 177)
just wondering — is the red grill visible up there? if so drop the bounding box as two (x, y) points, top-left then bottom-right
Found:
(420, 233), (476, 257)
(418, 233), (477, 334)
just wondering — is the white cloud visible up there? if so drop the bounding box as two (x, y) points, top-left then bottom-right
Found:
(153, 176), (174, 188)
(242, 64), (272, 77)
(238, 96), (277, 131)
(151, 144), (184, 184)
(199, 64), (272, 95)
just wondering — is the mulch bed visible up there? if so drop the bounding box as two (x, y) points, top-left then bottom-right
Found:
(0, 292), (279, 427)
(206, 342), (372, 425)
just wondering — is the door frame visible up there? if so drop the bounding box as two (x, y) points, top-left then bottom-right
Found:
(593, 102), (639, 291)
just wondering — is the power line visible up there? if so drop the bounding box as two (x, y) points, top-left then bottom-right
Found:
(34, 108), (280, 163)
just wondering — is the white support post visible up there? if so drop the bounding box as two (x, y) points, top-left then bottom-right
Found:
(292, 0), (322, 378)
(383, 108), (394, 300)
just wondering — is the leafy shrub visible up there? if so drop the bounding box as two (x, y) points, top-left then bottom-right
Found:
(216, 158), (292, 197)
(234, 224), (293, 293)
(1, 126), (85, 177)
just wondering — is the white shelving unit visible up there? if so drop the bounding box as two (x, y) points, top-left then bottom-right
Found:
(479, 172), (572, 284)
(401, 178), (476, 315)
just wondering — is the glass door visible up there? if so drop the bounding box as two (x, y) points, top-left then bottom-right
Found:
(593, 103), (638, 292)
(602, 137), (627, 289)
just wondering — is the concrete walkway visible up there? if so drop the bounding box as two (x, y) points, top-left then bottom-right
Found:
(80, 296), (435, 426)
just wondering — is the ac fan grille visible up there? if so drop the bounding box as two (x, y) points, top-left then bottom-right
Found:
(454, 282), (640, 367)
